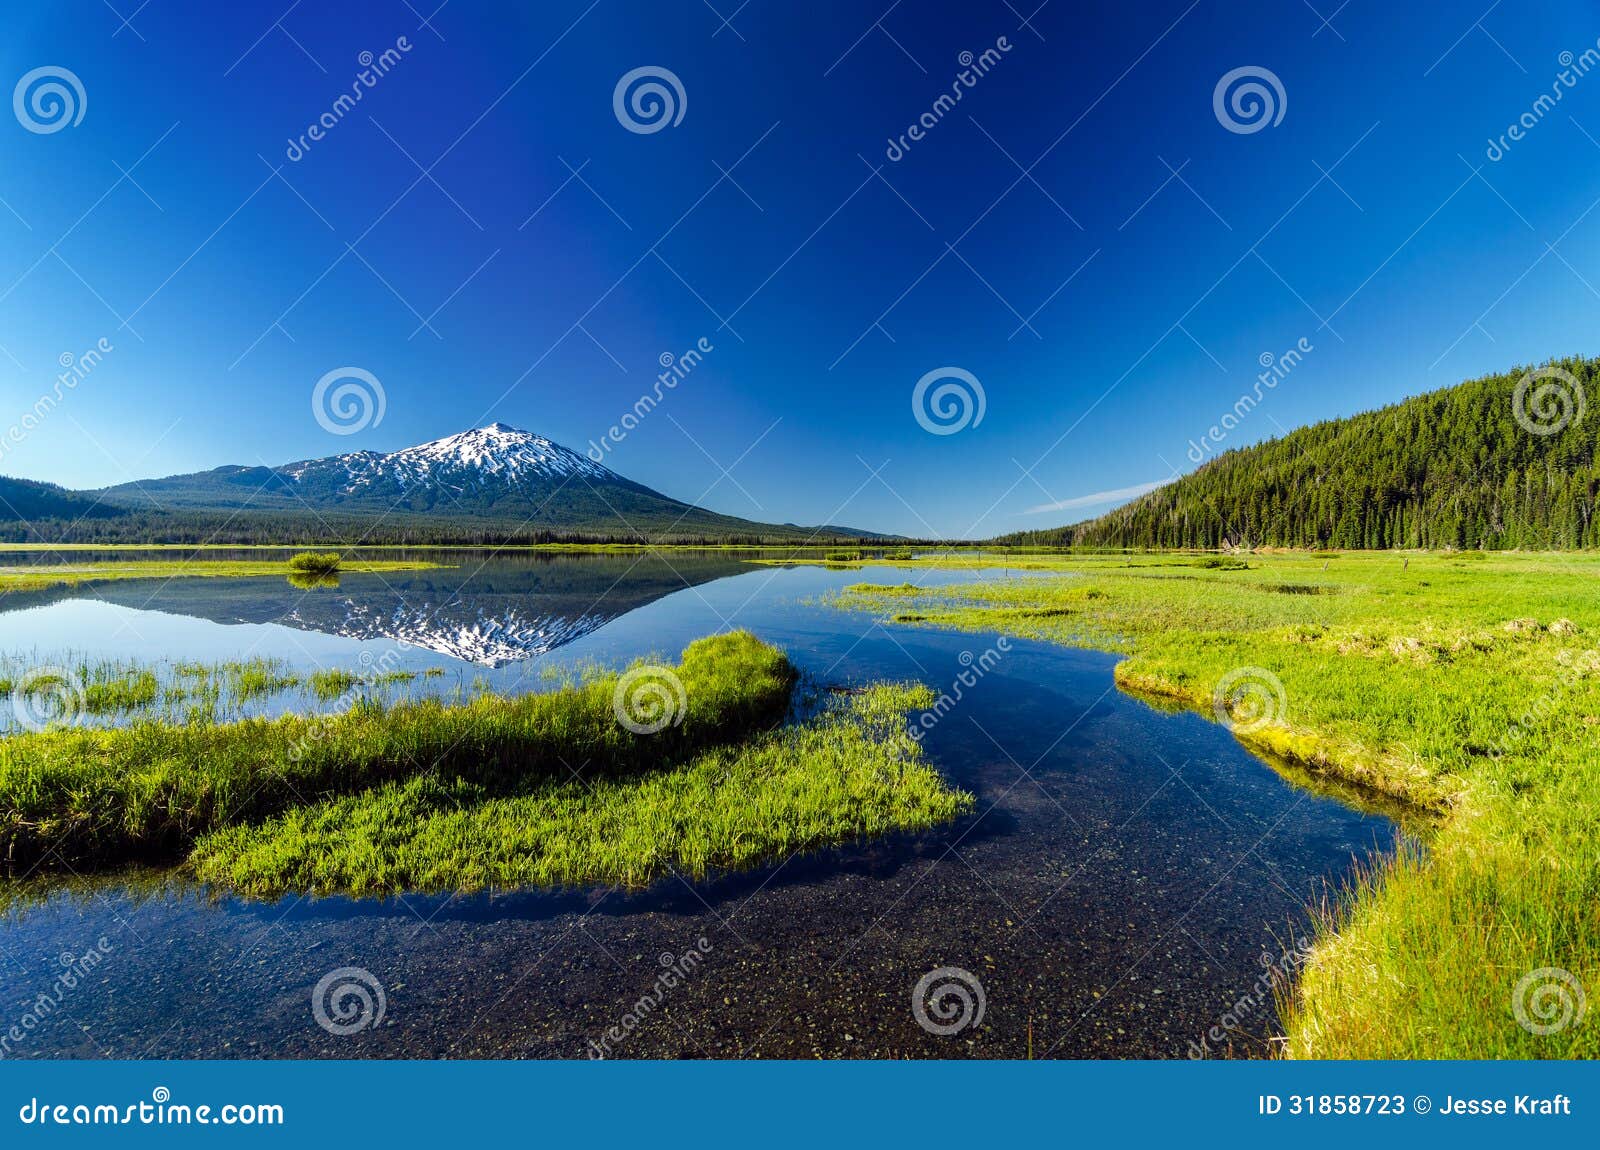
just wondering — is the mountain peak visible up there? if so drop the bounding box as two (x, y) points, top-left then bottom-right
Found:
(279, 422), (618, 493)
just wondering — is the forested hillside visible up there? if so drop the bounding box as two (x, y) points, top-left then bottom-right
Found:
(1002, 358), (1598, 550)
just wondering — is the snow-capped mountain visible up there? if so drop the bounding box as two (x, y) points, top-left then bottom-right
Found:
(280, 423), (617, 495)
(86, 422), (891, 541)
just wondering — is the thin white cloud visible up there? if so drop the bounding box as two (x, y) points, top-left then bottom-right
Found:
(1022, 478), (1171, 516)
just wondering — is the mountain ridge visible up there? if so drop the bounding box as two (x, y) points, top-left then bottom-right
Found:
(0, 423), (891, 544)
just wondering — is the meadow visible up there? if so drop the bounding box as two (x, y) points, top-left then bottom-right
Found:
(823, 549), (1600, 1059)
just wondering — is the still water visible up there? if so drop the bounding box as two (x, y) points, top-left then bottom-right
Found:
(0, 551), (1399, 1058)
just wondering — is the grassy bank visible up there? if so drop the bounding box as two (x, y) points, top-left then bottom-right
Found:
(190, 682), (967, 895)
(0, 632), (795, 871)
(2, 632), (970, 898)
(827, 550), (1600, 1058)
(0, 557), (448, 594)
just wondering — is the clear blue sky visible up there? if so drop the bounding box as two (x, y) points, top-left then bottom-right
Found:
(2, 0), (1598, 537)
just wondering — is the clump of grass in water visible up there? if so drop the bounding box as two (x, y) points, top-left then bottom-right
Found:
(227, 662), (299, 701)
(287, 551), (342, 574)
(309, 668), (420, 701)
(189, 681), (970, 896)
(0, 631), (796, 873)
(83, 669), (159, 714)
(309, 669), (360, 701)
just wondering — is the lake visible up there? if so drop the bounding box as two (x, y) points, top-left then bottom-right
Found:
(0, 550), (1400, 1058)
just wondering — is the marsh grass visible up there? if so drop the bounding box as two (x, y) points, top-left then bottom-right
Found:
(82, 670), (159, 714)
(0, 632), (796, 872)
(190, 682), (969, 896)
(287, 552), (342, 574)
(309, 668), (420, 701)
(308, 668), (360, 700)
(829, 550), (1600, 1059)
(0, 654), (447, 731)
(0, 557), (444, 596)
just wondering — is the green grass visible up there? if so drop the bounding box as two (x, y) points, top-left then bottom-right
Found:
(82, 669), (159, 713)
(305, 668), (421, 701)
(1, 631), (970, 901)
(287, 551), (342, 574)
(0, 557), (446, 595)
(308, 668), (360, 700)
(0, 631), (798, 872)
(825, 550), (1600, 1059)
(1, 655), (446, 730)
(190, 682), (968, 896)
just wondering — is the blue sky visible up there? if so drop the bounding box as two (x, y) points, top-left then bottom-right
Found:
(2, 0), (1599, 537)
